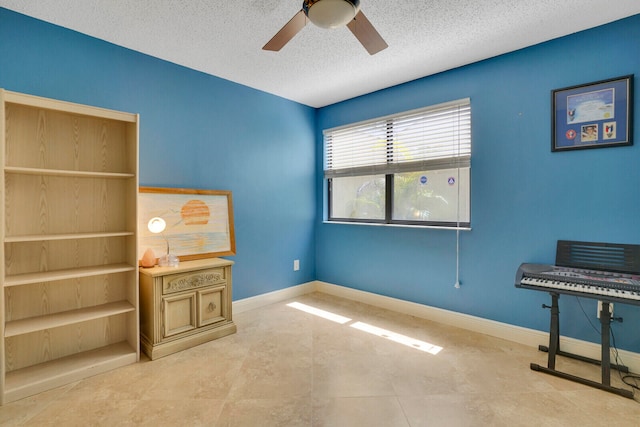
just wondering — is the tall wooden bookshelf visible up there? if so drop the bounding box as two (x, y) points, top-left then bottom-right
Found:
(0, 90), (139, 404)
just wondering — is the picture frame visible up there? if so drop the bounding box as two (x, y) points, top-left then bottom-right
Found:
(139, 186), (236, 261)
(552, 75), (633, 152)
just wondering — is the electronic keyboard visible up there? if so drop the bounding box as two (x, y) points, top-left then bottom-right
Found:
(515, 263), (640, 305)
(514, 241), (640, 399)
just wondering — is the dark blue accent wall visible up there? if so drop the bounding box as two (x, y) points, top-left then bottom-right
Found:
(1, 7), (639, 352)
(316, 14), (640, 352)
(0, 8), (317, 300)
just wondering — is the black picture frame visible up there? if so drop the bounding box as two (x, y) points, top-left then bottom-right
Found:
(552, 75), (633, 152)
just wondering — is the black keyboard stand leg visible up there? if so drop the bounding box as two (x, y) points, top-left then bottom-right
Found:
(600, 302), (612, 386)
(530, 295), (633, 399)
(547, 293), (560, 369)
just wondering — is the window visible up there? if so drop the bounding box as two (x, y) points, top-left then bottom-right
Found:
(324, 99), (471, 227)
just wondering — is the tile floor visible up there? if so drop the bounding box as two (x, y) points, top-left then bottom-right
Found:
(1, 292), (639, 426)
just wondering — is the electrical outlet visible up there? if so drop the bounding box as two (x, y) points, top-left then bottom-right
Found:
(597, 301), (613, 319)
(293, 259), (300, 271)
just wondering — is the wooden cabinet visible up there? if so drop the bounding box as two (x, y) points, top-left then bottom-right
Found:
(139, 258), (236, 360)
(0, 90), (139, 404)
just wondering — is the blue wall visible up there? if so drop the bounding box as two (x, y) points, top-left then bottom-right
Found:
(1, 8), (639, 352)
(316, 14), (640, 352)
(0, 8), (317, 300)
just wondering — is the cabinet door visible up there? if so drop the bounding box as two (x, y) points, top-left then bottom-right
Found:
(163, 292), (196, 337)
(197, 285), (226, 327)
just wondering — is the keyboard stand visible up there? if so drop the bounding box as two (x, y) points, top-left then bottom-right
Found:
(530, 292), (633, 398)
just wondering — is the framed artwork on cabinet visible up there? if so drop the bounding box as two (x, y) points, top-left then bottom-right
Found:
(139, 186), (236, 261)
(552, 75), (633, 152)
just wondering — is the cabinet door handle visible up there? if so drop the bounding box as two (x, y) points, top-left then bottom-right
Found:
(208, 302), (216, 312)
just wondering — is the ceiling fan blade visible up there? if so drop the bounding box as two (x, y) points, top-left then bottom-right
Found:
(263, 10), (308, 51)
(346, 10), (388, 55)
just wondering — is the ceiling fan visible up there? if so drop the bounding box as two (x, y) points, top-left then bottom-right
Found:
(263, 0), (388, 55)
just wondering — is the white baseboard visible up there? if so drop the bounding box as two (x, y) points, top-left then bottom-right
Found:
(233, 280), (640, 374)
(232, 282), (316, 314)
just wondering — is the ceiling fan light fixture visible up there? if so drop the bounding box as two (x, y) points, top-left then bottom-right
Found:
(303, 0), (361, 29)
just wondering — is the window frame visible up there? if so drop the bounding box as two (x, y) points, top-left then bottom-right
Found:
(324, 99), (471, 229)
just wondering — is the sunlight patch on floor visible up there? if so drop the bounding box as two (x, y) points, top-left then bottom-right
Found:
(287, 301), (443, 354)
(286, 301), (352, 324)
(350, 321), (443, 354)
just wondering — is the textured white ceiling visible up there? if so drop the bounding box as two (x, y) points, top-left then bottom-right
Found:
(1, 1), (639, 107)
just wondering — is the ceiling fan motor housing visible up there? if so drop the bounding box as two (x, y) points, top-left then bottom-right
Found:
(303, 0), (361, 29)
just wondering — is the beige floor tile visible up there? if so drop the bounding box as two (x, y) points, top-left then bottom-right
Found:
(216, 398), (312, 427)
(313, 396), (409, 427)
(399, 393), (500, 427)
(1, 292), (638, 426)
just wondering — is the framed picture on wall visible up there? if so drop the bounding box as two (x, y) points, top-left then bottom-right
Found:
(552, 75), (633, 152)
(139, 186), (236, 262)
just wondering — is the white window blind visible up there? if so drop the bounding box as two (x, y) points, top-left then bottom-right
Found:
(324, 98), (471, 178)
